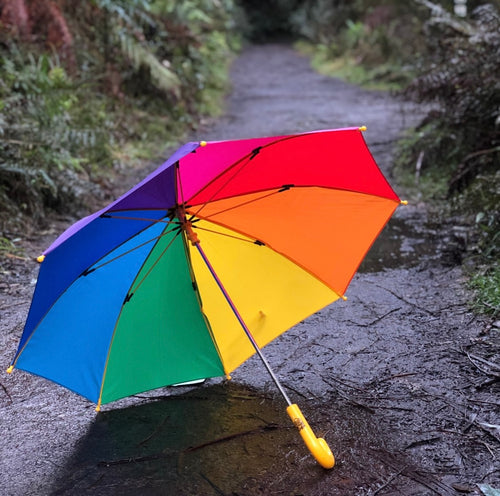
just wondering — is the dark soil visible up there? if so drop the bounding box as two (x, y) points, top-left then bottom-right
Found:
(1, 44), (499, 496)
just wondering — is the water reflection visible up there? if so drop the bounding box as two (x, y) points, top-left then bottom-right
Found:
(359, 216), (437, 273)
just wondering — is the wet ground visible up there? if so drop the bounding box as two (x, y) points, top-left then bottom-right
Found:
(1, 44), (499, 495)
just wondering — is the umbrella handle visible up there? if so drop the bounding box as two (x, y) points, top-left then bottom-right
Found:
(287, 404), (335, 469)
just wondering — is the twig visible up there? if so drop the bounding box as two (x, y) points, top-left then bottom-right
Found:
(375, 285), (437, 316)
(367, 139), (398, 147)
(284, 383), (309, 400)
(464, 349), (500, 378)
(98, 423), (280, 468)
(404, 436), (441, 450)
(378, 372), (418, 383)
(475, 421), (500, 443)
(5, 253), (29, 261)
(0, 382), (12, 404)
(466, 398), (500, 407)
(415, 151), (424, 184)
(369, 404), (414, 412)
(137, 414), (170, 446)
(462, 413), (478, 434)
(373, 465), (407, 495)
(335, 389), (376, 414)
(475, 378), (500, 390)
(449, 146), (500, 193)
(322, 375), (366, 393)
(183, 424), (279, 454)
(468, 352), (500, 371)
(400, 468), (455, 495)
(199, 473), (226, 495)
(480, 467), (500, 482)
(483, 301), (500, 314)
(98, 451), (171, 467)
(0, 138), (42, 146)
(0, 301), (29, 311)
(348, 307), (401, 328)
(481, 442), (495, 457)
(375, 449), (456, 495)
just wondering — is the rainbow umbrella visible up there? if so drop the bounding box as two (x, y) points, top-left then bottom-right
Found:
(8, 127), (404, 468)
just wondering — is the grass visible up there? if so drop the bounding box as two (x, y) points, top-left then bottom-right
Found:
(295, 40), (408, 92)
(468, 265), (500, 317)
(0, 236), (26, 264)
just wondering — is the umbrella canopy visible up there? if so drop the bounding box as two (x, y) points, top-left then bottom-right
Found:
(8, 127), (404, 468)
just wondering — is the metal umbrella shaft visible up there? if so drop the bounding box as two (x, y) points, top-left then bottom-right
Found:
(193, 239), (292, 406)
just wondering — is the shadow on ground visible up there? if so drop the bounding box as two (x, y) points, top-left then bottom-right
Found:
(49, 381), (403, 496)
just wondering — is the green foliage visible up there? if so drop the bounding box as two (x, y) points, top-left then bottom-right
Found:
(0, 235), (24, 260)
(296, 39), (410, 91)
(400, 4), (500, 181)
(468, 265), (500, 316)
(455, 170), (500, 263)
(116, 31), (181, 96)
(0, 0), (242, 228)
(394, 121), (459, 199)
(290, 0), (357, 44)
(394, 3), (500, 315)
(291, 1), (425, 89)
(0, 47), (112, 223)
(397, 6), (500, 226)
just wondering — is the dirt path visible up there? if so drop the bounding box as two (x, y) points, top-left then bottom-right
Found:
(1, 44), (498, 496)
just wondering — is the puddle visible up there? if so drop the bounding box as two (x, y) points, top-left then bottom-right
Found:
(358, 216), (438, 273)
(49, 382), (385, 495)
(49, 383), (310, 494)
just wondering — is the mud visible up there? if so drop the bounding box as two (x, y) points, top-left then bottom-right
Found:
(1, 44), (499, 496)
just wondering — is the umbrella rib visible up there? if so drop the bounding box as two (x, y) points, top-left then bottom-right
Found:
(176, 160), (187, 206)
(180, 230), (228, 375)
(190, 154), (255, 219)
(101, 214), (172, 224)
(127, 228), (182, 298)
(186, 134), (304, 211)
(191, 184), (401, 217)
(8, 218), (180, 370)
(84, 224), (180, 275)
(188, 214), (346, 300)
(189, 188), (282, 222)
(192, 225), (259, 244)
(96, 224), (182, 409)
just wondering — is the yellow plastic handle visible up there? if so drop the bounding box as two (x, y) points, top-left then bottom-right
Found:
(287, 404), (335, 469)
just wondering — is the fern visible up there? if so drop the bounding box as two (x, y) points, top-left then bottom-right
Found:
(1, 0), (241, 227)
(0, 45), (112, 220)
(116, 30), (181, 96)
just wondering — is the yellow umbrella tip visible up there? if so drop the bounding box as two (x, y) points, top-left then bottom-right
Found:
(6, 365), (14, 374)
(400, 200), (408, 205)
(359, 126), (367, 132)
(199, 140), (207, 147)
(37, 255), (45, 263)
